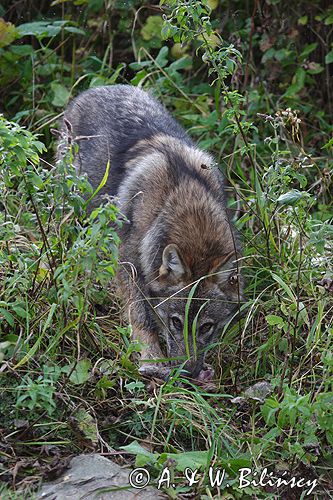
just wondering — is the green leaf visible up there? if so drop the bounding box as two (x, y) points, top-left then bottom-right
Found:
(300, 43), (317, 60)
(322, 137), (333, 149)
(0, 308), (15, 326)
(64, 26), (86, 35)
(120, 441), (157, 464)
(221, 457), (252, 474)
(74, 408), (98, 444)
(297, 301), (310, 327)
(324, 14), (333, 25)
(266, 314), (284, 326)
(130, 69), (147, 86)
(272, 273), (296, 302)
(63, 359), (91, 385)
(12, 305), (28, 318)
(325, 49), (333, 65)
(277, 189), (307, 205)
(155, 46), (169, 67)
(141, 15), (163, 42)
(135, 454), (153, 467)
(261, 47), (275, 63)
(0, 18), (18, 48)
(51, 82), (70, 107)
(10, 44), (34, 56)
(161, 22), (178, 41)
(298, 15), (308, 25)
(84, 160), (110, 206)
(284, 68), (306, 97)
(27, 171), (44, 189)
(32, 140), (46, 153)
(274, 48), (291, 62)
(169, 55), (192, 71)
(159, 450), (209, 471)
(125, 381), (145, 391)
(108, 62), (126, 84)
(96, 376), (115, 390)
(261, 399), (279, 426)
(17, 21), (65, 39)
(279, 337), (288, 352)
(129, 60), (152, 70)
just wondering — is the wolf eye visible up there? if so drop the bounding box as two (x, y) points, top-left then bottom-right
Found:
(171, 316), (183, 331)
(200, 322), (214, 335)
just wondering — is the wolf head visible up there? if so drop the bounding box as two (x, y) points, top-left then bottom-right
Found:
(150, 243), (243, 378)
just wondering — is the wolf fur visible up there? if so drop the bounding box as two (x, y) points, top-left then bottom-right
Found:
(60, 85), (243, 379)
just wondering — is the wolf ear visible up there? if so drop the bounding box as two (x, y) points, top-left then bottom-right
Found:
(211, 251), (239, 285)
(159, 244), (187, 281)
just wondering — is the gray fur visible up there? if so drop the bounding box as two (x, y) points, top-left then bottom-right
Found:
(59, 85), (243, 380)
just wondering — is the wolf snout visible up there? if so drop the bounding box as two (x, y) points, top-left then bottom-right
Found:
(169, 357), (204, 379)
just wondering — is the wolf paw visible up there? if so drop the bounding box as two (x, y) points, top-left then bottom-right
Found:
(197, 363), (215, 382)
(196, 364), (216, 392)
(139, 364), (171, 381)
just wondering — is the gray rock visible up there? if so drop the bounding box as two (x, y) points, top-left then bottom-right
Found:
(231, 381), (273, 405)
(243, 381), (273, 402)
(38, 454), (166, 499)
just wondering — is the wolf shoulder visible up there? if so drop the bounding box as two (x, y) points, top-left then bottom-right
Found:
(62, 84), (191, 149)
(58, 85), (195, 198)
(58, 85), (226, 210)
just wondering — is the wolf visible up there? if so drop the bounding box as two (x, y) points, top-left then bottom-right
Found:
(59, 84), (243, 380)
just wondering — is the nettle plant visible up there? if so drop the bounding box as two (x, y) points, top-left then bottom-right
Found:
(0, 116), (122, 370)
(260, 343), (333, 464)
(161, 0), (246, 121)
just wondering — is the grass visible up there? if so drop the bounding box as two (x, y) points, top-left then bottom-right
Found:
(0, 0), (332, 498)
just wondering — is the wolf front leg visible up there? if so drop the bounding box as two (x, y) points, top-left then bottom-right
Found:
(117, 261), (170, 379)
(130, 323), (171, 380)
(122, 278), (171, 380)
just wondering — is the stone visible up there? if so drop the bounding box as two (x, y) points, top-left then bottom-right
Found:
(38, 454), (166, 499)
